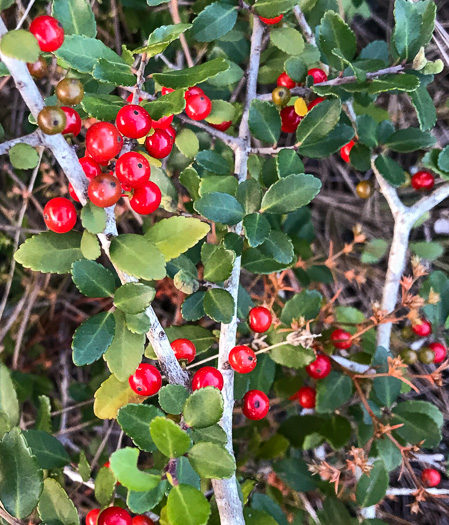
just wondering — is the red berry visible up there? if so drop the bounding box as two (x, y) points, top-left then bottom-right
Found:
(88, 173), (121, 208)
(307, 68), (328, 84)
(145, 129), (173, 159)
(132, 517), (155, 525)
(79, 156), (102, 180)
(43, 197), (77, 233)
(297, 386), (316, 409)
(86, 122), (123, 163)
(259, 14), (283, 25)
(116, 105), (152, 139)
(126, 93), (143, 103)
(192, 367), (224, 391)
(305, 354), (332, 379)
(162, 87), (175, 96)
(277, 72), (296, 89)
(421, 468), (441, 487)
(185, 86), (205, 100)
(248, 306), (272, 333)
(340, 140), (355, 163)
(229, 345), (257, 374)
(280, 105), (302, 133)
(115, 151), (150, 188)
(411, 170), (435, 191)
(210, 121), (232, 132)
(129, 181), (161, 215)
(97, 508), (132, 525)
(185, 94), (212, 121)
(412, 319), (432, 337)
(29, 16), (64, 52)
(129, 363), (162, 396)
(330, 329), (352, 349)
(242, 389), (269, 420)
(171, 339), (196, 364)
(152, 114), (174, 129)
(61, 107), (82, 136)
(307, 97), (326, 110)
(69, 183), (79, 202)
(429, 342), (446, 364)
(86, 509), (100, 525)
(165, 125), (177, 141)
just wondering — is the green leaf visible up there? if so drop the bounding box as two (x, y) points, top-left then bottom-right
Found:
(150, 417), (191, 458)
(361, 238), (389, 264)
(81, 201), (107, 233)
(72, 311), (115, 366)
(0, 30), (40, 63)
(273, 457), (317, 491)
(191, 425), (227, 446)
(110, 447), (161, 491)
(142, 89), (186, 120)
(284, 56), (307, 83)
(392, 0), (422, 61)
(196, 150), (230, 175)
(194, 192), (244, 225)
(356, 115), (378, 148)
(81, 231), (100, 260)
(104, 310), (145, 382)
(376, 437), (402, 471)
(384, 128), (436, 153)
(410, 84), (436, 132)
(270, 27), (304, 56)
(145, 217), (210, 261)
(203, 288), (235, 323)
(93, 58), (135, 86)
(280, 289), (322, 324)
(153, 58), (229, 89)
(316, 371), (352, 413)
(249, 99), (281, 144)
(114, 283), (155, 314)
(192, 2), (237, 42)
(176, 456), (201, 488)
(52, 0), (96, 37)
(349, 143), (371, 172)
(165, 325), (215, 354)
(159, 385), (189, 415)
(296, 99), (341, 150)
(0, 363), (19, 427)
(366, 74), (420, 94)
(127, 480), (168, 513)
(243, 213), (271, 247)
(276, 149), (304, 178)
(15, 231), (83, 274)
(356, 460), (388, 507)
(81, 94), (125, 121)
(205, 100), (236, 125)
(176, 128), (200, 158)
(55, 34), (128, 74)
(9, 144), (39, 170)
(188, 442), (235, 479)
(110, 234), (166, 280)
(319, 12), (356, 69)
(320, 415), (352, 450)
(374, 155), (405, 187)
(259, 231), (294, 264)
(0, 428), (43, 518)
(167, 484), (211, 525)
(371, 347), (401, 407)
(269, 344), (315, 369)
(95, 467), (115, 507)
(236, 179), (262, 214)
(22, 430), (70, 469)
(0, 0), (15, 11)
(261, 174), (321, 214)
(125, 312), (151, 334)
(244, 508), (279, 525)
(71, 260), (116, 297)
(242, 248), (292, 274)
(392, 400), (442, 448)
(410, 241), (444, 261)
(35, 395), (52, 433)
(254, 0), (296, 18)
(94, 375), (144, 420)
(78, 451), (91, 482)
(182, 291), (206, 321)
(203, 246), (235, 283)
(117, 404), (163, 452)
(183, 387), (224, 428)
(297, 123), (354, 158)
(37, 478), (79, 525)
(135, 24), (191, 57)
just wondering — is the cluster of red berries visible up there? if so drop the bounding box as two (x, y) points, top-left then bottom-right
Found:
(290, 353), (332, 410)
(86, 507), (154, 525)
(400, 319), (446, 365)
(127, 307), (273, 421)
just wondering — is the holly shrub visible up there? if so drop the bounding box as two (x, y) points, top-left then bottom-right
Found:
(0, 0), (448, 523)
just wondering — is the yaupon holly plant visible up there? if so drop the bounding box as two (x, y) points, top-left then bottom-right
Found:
(1, 0), (449, 524)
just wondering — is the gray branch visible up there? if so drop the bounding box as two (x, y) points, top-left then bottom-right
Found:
(0, 131), (43, 155)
